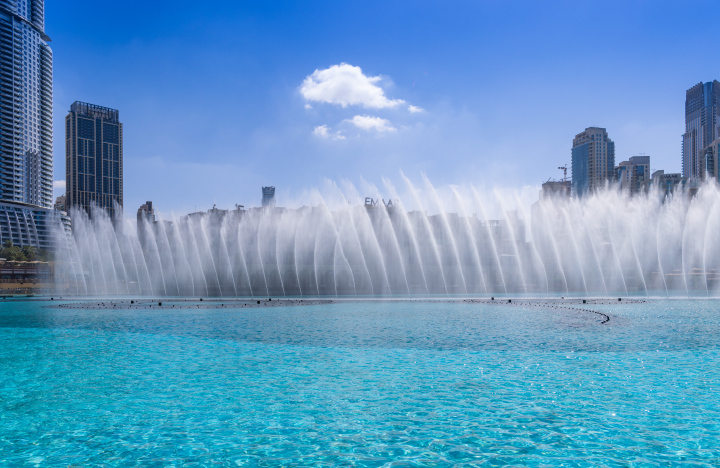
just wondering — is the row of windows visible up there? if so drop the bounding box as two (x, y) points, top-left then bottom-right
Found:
(102, 142), (120, 161)
(75, 138), (120, 161)
(103, 123), (119, 144)
(73, 192), (122, 208)
(77, 138), (95, 157)
(102, 159), (120, 178)
(74, 118), (121, 144)
(74, 175), (121, 195)
(77, 117), (94, 139)
(104, 177), (120, 195)
(75, 156), (120, 177)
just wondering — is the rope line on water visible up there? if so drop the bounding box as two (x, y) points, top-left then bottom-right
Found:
(461, 298), (644, 325)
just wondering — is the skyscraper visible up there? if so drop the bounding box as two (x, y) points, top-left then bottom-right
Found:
(0, 0), (53, 208)
(683, 81), (720, 179)
(571, 127), (615, 196)
(616, 155), (650, 194)
(262, 186), (276, 207)
(65, 101), (123, 219)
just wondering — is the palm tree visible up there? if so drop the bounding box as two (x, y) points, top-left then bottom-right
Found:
(21, 245), (37, 262)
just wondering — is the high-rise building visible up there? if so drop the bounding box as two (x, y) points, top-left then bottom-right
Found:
(647, 170), (685, 196)
(137, 201), (155, 225)
(65, 101), (123, 219)
(262, 186), (276, 207)
(0, 0), (53, 208)
(683, 81), (720, 179)
(571, 127), (615, 196)
(539, 180), (570, 198)
(54, 194), (66, 212)
(616, 155), (650, 194)
(704, 138), (720, 180)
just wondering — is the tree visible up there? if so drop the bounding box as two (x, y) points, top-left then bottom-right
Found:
(3, 246), (25, 262)
(0, 240), (26, 262)
(21, 245), (37, 261)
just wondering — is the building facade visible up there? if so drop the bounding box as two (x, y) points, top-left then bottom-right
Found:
(0, 0), (53, 208)
(616, 155), (650, 194)
(646, 170), (685, 196)
(539, 180), (570, 198)
(137, 201), (155, 225)
(571, 127), (615, 196)
(261, 186), (275, 207)
(53, 194), (65, 212)
(683, 81), (720, 179)
(65, 101), (123, 218)
(0, 200), (66, 249)
(703, 138), (720, 181)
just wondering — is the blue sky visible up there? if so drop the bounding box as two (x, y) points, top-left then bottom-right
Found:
(49, 0), (720, 214)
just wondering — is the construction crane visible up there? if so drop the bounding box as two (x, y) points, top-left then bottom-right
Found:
(558, 165), (568, 183)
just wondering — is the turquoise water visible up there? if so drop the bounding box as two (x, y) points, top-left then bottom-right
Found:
(1, 300), (719, 466)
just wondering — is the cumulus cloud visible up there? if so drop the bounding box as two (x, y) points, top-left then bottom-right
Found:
(53, 180), (66, 190)
(345, 115), (397, 133)
(304, 104), (312, 109)
(408, 105), (424, 113)
(300, 63), (405, 109)
(313, 125), (346, 140)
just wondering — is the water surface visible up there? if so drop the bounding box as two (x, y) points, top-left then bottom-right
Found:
(0, 299), (718, 466)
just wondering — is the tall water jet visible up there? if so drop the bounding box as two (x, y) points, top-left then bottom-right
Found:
(57, 177), (720, 297)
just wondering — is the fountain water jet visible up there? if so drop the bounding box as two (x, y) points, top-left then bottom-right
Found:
(54, 177), (720, 298)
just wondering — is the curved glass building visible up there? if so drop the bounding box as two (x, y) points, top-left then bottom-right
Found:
(0, 0), (53, 208)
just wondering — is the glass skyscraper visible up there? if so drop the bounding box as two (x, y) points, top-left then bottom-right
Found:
(683, 81), (720, 179)
(261, 186), (276, 207)
(65, 101), (123, 219)
(0, 0), (53, 208)
(571, 127), (615, 197)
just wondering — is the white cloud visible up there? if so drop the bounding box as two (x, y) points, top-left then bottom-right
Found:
(313, 125), (330, 137)
(345, 115), (397, 133)
(304, 104), (312, 109)
(300, 63), (405, 109)
(408, 105), (424, 114)
(53, 180), (66, 190)
(313, 125), (346, 140)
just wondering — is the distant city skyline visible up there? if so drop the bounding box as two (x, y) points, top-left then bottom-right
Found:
(46, 0), (720, 214)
